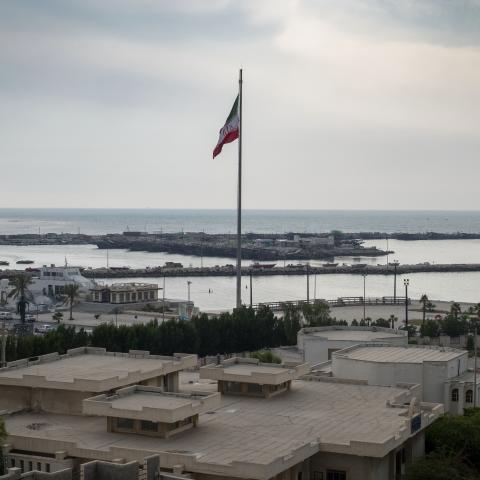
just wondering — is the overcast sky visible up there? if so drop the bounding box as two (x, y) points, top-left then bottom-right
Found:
(1, 0), (480, 210)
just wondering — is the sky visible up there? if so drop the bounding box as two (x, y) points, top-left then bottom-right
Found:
(1, 0), (480, 210)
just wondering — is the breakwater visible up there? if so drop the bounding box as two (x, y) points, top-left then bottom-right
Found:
(0, 262), (474, 280)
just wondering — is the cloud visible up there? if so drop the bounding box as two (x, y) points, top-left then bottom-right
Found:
(0, 0), (479, 209)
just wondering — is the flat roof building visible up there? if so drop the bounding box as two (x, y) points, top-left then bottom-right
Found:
(297, 326), (408, 365)
(324, 344), (470, 413)
(0, 347), (196, 414)
(1, 350), (443, 480)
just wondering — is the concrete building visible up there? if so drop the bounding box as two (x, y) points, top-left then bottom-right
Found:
(90, 283), (159, 304)
(1, 350), (443, 480)
(200, 357), (309, 398)
(297, 326), (408, 365)
(315, 343), (476, 415)
(0, 347), (196, 414)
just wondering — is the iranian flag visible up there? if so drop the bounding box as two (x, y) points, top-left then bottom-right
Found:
(213, 95), (239, 158)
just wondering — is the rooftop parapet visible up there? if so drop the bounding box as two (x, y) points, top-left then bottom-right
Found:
(200, 357), (310, 398)
(200, 357), (310, 385)
(0, 347), (197, 392)
(83, 385), (220, 423)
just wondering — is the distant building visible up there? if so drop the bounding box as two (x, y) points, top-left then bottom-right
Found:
(90, 283), (159, 304)
(298, 326), (408, 364)
(315, 343), (475, 415)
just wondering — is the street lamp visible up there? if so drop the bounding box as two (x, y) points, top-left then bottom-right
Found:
(362, 273), (367, 323)
(404, 278), (410, 327)
(306, 263), (310, 304)
(392, 260), (399, 303)
(187, 281), (192, 303)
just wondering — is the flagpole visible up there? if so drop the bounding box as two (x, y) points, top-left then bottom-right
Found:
(236, 68), (243, 309)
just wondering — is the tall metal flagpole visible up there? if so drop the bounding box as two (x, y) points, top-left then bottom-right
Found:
(236, 68), (243, 309)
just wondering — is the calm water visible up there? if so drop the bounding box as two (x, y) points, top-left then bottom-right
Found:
(1, 209), (480, 309)
(1, 208), (480, 235)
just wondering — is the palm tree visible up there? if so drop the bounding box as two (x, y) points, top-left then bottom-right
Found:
(7, 274), (33, 324)
(450, 302), (462, 320)
(63, 284), (81, 321)
(419, 294), (429, 330)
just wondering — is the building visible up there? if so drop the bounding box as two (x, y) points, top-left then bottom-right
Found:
(90, 283), (159, 304)
(297, 326), (408, 365)
(313, 343), (475, 415)
(1, 350), (443, 480)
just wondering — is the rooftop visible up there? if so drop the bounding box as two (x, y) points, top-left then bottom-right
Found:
(0, 347), (197, 392)
(199, 357), (310, 385)
(335, 345), (466, 363)
(4, 378), (443, 479)
(300, 326), (406, 342)
(83, 385), (220, 423)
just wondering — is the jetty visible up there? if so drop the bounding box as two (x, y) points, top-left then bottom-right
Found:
(3, 262), (480, 280)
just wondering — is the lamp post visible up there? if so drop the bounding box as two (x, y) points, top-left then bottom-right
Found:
(162, 276), (166, 322)
(474, 319), (478, 408)
(249, 270), (253, 308)
(187, 281), (192, 303)
(363, 273), (367, 323)
(404, 278), (409, 327)
(392, 260), (399, 303)
(306, 263), (310, 304)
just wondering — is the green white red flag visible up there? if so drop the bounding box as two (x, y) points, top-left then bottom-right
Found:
(213, 95), (239, 158)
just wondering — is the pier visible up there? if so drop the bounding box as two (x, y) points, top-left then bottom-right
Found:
(3, 262), (480, 280)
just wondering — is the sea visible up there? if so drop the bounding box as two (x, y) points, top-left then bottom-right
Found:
(1, 208), (480, 310)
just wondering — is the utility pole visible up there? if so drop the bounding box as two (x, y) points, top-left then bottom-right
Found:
(1, 319), (7, 368)
(404, 278), (410, 327)
(306, 264), (310, 304)
(474, 319), (478, 408)
(249, 270), (253, 308)
(187, 280), (192, 303)
(393, 260), (399, 303)
(363, 273), (367, 323)
(162, 275), (166, 323)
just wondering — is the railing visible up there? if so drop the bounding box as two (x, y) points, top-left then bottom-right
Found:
(252, 296), (408, 311)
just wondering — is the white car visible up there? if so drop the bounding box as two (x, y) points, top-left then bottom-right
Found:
(34, 324), (55, 334)
(0, 312), (13, 321)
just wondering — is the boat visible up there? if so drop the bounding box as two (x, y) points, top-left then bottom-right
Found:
(16, 260), (34, 265)
(322, 263), (338, 268)
(251, 262), (276, 269)
(0, 261), (9, 266)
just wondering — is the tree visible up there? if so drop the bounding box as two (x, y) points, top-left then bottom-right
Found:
(400, 324), (417, 338)
(302, 300), (331, 326)
(406, 453), (477, 480)
(441, 314), (467, 337)
(8, 274), (33, 324)
(420, 320), (441, 338)
(372, 318), (390, 328)
(0, 416), (5, 475)
(52, 312), (63, 324)
(63, 284), (81, 321)
(250, 350), (281, 364)
(419, 294), (429, 332)
(467, 335), (475, 353)
(450, 302), (462, 320)
(351, 319), (359, 326)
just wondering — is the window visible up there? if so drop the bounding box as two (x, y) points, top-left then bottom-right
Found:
(10, 459), (15, 467)
(466, 389), (473, 403)
(247, 383), (263, 394)
(312, 473), (324, 480)
(46, 464), (51, 473)
(117, 418), (134, 430)
(20, 460), (24, 473)
(28, 461), (33, 471)
(37, 462), (42, 471)
(451, 388), (459, 402)
(327, 470), (346, 480)
(149, 291), (154, 299)
(141, 420), (158, 432)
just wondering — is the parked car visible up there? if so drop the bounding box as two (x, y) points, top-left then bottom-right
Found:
(0, 312), (13, 321)
(25, 314), (36, 322)
(34, 324), (55, 334)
